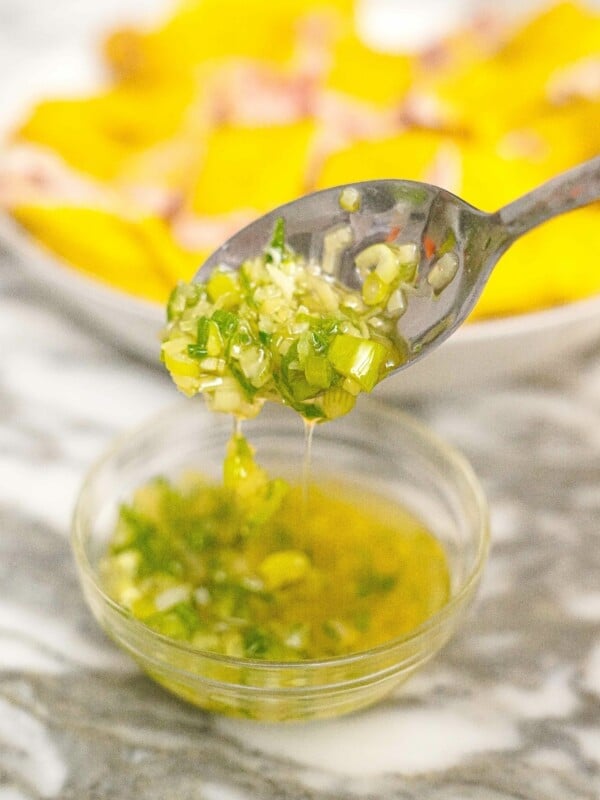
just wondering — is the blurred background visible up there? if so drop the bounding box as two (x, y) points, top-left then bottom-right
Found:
(0, 0), (599, 389)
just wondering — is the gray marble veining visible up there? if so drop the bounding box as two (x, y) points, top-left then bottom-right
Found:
(2, 251), (600, 799)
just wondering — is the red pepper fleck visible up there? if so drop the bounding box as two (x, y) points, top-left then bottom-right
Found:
(386, 226), (401, 243)
(423, 235), (436, 259)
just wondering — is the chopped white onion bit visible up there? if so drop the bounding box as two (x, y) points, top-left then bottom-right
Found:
(266, 263), (295, 299)
(427, 252), (459, 294)
(307, 273), (340, 311)
(322, 225), (354, 275)
(155, 585), (191, 611)
(387, 288), (407, 316)
(395, 242), (419, 267)
(114, 550), (140, 575)
(200, 357), (225, 373)
(339, 186), (361, 212)
(194, 587), (211, 606)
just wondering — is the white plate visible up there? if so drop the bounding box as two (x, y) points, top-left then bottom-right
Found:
(3, 211), (600, 396)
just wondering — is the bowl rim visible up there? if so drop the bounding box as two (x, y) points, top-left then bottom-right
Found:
(71, 397), (490, 674)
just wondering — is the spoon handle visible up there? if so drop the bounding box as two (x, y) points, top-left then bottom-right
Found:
(497, 155), (600, 241)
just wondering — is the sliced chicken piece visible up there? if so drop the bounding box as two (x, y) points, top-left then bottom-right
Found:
(172, 209), (256, 252)
(548, 56), (600, 105)
(0, 144), (110, 209)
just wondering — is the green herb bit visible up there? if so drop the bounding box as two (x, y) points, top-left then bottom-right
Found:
(212, 309), (239, 338)
(145, 601), (199, 640)
(272, 371), (323, 419)
(228, 361), (259, 400)
(356, 568), (397, 597)
(187, 316), (211, 358)
(243, 626), (274, 658)
(353, 610), (372, 633)
(115, 506), (183, 579)
(439, 228), (457, 256)
(265, 217), (286, 264)
(166, 282), (201, 322)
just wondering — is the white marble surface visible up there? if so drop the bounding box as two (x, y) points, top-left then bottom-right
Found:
(3, 243), (600, 800)
(2, 1), (600, 798)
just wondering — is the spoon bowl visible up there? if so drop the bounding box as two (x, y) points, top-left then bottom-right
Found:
(196, 156), (600, 374)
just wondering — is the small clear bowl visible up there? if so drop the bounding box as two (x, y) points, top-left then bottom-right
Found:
(71, 398), (489, 722)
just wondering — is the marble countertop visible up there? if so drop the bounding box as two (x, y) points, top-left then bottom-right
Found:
(3, 255), (600, 800)
(2, 2), (600, 798)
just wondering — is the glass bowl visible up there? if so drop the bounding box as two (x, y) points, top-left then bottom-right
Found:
(71, 398), (489, 722)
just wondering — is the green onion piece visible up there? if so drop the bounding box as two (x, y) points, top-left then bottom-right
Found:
(206, 321), (224, 356)
(145, 610), (189, 639)
(328, 334), (387, 392)
(187, 344), (205, 359)
(206, 270), (241, 306)
(304, 355), (334, 389)
(166, 284), (182, 322)
(280, 343), (318, 401)
(145, 602), (200, 639)
(310, 320), (339, 353)
(162, 339), (200, 378)
(355, 243), (400, 283)
(317, 386), (356, 419)
(188, 319), (223, 358)
(362, 272), (388, 306)
(290, 375), (320, 402)
(238, 267), (258, 308)
(309, 329), (328, 354)
(211, 309), (239, 338)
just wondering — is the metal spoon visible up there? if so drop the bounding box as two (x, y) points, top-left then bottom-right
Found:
(196, 155), (600, 374)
